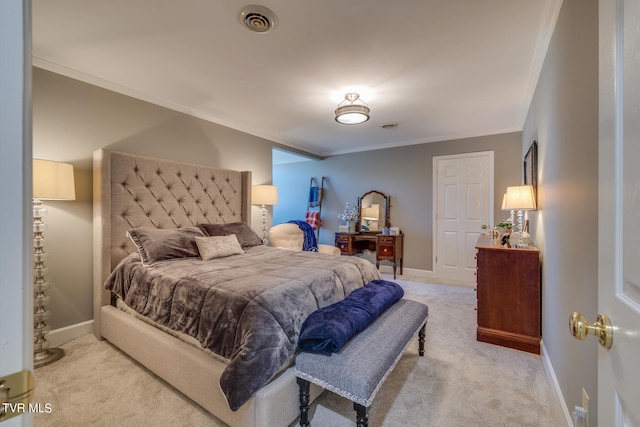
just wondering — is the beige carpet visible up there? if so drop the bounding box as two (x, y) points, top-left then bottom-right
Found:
(33, 279), (566, 426)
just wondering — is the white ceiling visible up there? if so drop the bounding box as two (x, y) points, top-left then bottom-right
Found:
(32, 0), (561, 157)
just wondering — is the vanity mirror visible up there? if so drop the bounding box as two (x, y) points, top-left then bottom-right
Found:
(336, 190), (403, 278)
(357, 190), (390, 233)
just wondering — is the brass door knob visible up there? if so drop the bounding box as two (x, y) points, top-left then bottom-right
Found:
(569, 312), (613, 349)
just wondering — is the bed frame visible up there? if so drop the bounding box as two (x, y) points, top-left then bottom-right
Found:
(92, 149), (321, 426)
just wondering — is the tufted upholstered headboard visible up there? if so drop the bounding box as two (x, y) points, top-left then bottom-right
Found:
(93, 149), (251, 332)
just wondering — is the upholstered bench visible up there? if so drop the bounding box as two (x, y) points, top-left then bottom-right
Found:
(293, 298), (429, 427)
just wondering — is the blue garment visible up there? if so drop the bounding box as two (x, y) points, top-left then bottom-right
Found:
(297, 280), (405, 355)
(308, 186), (319, 207)
(287, 220), (318, 251)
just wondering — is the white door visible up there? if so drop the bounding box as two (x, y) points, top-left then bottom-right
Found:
(0, 1), (34, 426)
(597, 1), (640, 425)
(433, 152), (493, 284)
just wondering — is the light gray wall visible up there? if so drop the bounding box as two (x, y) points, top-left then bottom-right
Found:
(274, 132), (522, 271)
(522, 0), (599, 423)
(32, 68), (275, 330)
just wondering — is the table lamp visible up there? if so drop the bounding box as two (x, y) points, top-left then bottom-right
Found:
(251, 185), (278, 242)
(503, 185), (536, 248)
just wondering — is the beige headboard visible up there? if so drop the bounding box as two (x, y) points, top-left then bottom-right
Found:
(92, 149), (251, 336)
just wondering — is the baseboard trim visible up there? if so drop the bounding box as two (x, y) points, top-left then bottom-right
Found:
(541, 340), (573, 426)
(399, 267), (433, 279)
(379, 267), (477, 288)
(47, 320), (94, 347)
(378, 266), (434, 279)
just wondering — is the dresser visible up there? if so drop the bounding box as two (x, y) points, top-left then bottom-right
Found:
(335, 232), (404, 279)
(475, 235), (540, 354)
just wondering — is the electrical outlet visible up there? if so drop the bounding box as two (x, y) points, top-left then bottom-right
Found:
(582, 388), (590, 427)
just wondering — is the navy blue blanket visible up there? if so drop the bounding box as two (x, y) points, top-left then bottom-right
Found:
(288, 220), (318, 251)
(297, 280), (404, 355)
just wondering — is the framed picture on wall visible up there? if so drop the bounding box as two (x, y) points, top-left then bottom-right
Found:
(524, 140), (538, 204)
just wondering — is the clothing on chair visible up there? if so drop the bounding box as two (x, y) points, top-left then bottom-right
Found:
(288, 220), (318, 251)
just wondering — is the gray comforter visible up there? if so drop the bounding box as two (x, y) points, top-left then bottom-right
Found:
(104, 245), (381, 410)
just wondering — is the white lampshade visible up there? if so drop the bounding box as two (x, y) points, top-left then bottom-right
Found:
(33, 159), (76, 200)
(501, 193), (509, 210)
(503, 185), (536, 210)
(251, 185), (278, 205)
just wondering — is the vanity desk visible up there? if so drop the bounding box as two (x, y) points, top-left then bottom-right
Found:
(334, 232), (404, 279)
(334, 190), (404, 279)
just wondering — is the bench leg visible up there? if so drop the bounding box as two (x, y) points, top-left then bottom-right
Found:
(419, 322), (427, 356)
(297, 377), (311, 427)
(353, 403), (369, 427)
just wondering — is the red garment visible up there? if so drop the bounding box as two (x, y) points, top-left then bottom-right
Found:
(305, 211), (320, 230)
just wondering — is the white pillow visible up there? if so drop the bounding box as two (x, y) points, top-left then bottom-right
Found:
(195, 235), (244, 260)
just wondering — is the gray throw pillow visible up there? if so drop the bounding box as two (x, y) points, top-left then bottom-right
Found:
(197, 222), (263, 248)
(195, 235), (244, 260)
(127, 226), (205, 265)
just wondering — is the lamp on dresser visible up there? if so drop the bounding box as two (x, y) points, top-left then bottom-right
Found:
(501, 193), (515, 232)
(251, 185), (278, 242)
(32, 159), (76, 367)
(503, 185), (536, 248)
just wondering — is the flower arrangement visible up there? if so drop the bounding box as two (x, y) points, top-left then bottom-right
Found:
(338, 202), (359, 222)
(497, 219), (513, 230)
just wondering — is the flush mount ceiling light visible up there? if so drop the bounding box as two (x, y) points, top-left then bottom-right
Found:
(239, 5), (278, 33)
(335, 93), (370, 125)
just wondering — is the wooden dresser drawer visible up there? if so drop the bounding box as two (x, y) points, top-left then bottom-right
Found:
(336, 241), (349, 251)
(335, 234), (350, 244)
(378, 245), (394, 256)
(334, 233), (353, 255)
(377, 236), (395, 245)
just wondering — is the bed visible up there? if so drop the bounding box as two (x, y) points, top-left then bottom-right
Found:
(92, 149), (381, 426)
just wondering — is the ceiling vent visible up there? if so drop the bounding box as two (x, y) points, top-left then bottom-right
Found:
(239, 5), (278, 34)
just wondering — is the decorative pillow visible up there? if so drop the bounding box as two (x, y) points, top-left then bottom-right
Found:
(126, 226), (205, 265)
(195, 235), (244, 260)
(197, 222), (263, 248)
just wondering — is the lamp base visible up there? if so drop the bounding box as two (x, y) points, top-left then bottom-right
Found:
(509, 231), (531, 247)
(34, 347), (65, 368)
(260, 204), (269, 244)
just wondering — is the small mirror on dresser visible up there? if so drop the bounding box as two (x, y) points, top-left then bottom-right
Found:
(357, 190), (390, 233)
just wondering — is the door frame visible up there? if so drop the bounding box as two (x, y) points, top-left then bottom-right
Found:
(432, 151), (494, 284)
(0, 0), (34, 426)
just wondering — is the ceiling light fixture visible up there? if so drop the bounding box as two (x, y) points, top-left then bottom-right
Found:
(335, 93), (370, 125)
